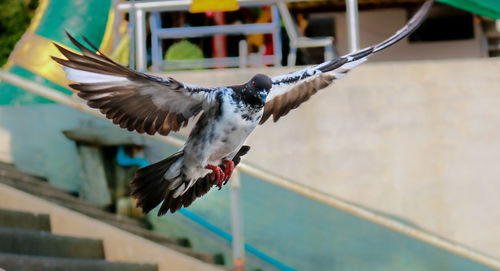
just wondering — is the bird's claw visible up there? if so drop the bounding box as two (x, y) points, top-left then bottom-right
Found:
(222, 160), (235, 185)
(205, 164), (225, 189)
(205, 160), (235, 190)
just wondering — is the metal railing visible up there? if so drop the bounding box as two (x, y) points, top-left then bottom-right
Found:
(148, 5), (282, 71)
(114, 0), (290, 71)
(346, 0), (360, 52)
(2, 70), (500, 270)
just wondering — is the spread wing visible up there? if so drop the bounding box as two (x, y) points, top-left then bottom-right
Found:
(52, 32), (218, 136)
(260, 0), (433, 124)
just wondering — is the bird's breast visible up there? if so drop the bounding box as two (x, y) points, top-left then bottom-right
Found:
(183, 92), (263, 168)
(204, 99), (261, 162)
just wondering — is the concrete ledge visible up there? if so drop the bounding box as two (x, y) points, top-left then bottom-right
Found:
(0, 184), (223, 271)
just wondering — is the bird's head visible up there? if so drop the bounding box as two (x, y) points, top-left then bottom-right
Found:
(243, 74), (272, 107)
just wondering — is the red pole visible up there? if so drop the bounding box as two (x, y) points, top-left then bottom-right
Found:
(212, 11), (227, 68)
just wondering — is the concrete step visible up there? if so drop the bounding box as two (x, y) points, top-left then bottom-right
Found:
(0, 163), (224, 265)
(0, 163), (188, 246)
(0, 253), (158, 271)
(0, 208), (51, 231)
(0, 228), (104, 259)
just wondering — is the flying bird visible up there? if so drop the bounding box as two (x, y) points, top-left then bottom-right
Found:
(52, 0), (433, 215)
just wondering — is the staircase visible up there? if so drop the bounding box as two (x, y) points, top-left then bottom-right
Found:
(0, 208), (157, 271)
(0, 162), (225, 270)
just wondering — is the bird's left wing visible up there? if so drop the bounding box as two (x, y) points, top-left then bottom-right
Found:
(52, 32), (218, 136)
(260, 0), (433, 124)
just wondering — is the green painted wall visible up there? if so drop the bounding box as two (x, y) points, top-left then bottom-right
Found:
(437, 0), (500, 19)
(34, 0), (111, 50)
(0, 0), (111, 106)
(0, 66), (71, 105)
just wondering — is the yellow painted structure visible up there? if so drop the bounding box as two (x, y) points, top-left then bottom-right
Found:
(190, 0), (239, 13)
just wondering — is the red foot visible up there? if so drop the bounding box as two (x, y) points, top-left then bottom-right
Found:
(205, 164), (225, 189)
(222, 160), (235, 185)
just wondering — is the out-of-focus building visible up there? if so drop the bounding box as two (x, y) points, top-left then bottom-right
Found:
(287, 0), (498, 62)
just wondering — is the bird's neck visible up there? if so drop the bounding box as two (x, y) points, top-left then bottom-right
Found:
(222, 90), (263, 123)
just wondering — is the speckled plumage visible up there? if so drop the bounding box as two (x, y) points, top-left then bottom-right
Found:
(182, 84), (267, 180)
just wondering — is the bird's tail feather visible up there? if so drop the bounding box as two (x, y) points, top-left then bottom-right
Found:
(131, 145), (251, 215)
(131, 151), (185, 215)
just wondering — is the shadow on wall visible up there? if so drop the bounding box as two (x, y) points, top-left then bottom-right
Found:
(0, 104), (108, 191)
(0, 101), (178, 192)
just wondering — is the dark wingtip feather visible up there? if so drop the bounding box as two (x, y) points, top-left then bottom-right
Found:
(51, 42), (75, 60)
(80, 33), (101, 53)
(317, 57), (348, 73)
(318, 0), (432, 73)
(259, 111), (271, 124)
(372, 0), (433, 53)
(79, 32), (117, 64)
(65, 31), (99, 56)
(50, 55), (66, 65)
(272, 113), (281, 122)
(64, 31), (87, 52)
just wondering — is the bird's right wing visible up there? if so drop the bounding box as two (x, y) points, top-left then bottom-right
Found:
(52, 32), (218, 136)
(260, 0), (434, 124)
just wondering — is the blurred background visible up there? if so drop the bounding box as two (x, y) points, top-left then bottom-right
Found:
(0, 0), (499, 270)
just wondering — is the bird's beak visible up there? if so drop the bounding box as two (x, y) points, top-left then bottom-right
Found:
(260, 92), (267, 104)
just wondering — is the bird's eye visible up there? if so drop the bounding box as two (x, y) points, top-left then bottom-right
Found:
(252, 81), (256, 87)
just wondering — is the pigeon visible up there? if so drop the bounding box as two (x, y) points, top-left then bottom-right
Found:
(51, 0), (433, 215)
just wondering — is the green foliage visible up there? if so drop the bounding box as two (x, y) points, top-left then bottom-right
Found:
(165, 40), (204, 60)
(165, 40), (205, 70)
(0, 0), (38, 66)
